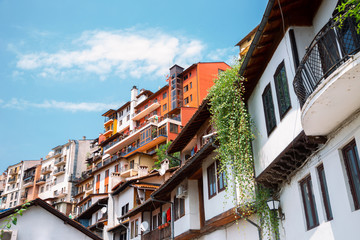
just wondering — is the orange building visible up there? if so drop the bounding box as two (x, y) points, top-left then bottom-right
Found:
(101, 62), (229, 161)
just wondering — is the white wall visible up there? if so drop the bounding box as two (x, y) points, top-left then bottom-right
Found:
(1, 206), (95, 240)
(279, 112), (360, 240)
(196, 216), (259, 240)
(202, 154), (235, 221)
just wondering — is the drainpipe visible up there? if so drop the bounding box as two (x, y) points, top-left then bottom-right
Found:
(235, 210), (262, 240)
(116, 220), (130, 240)
(150, 196), (174, 240)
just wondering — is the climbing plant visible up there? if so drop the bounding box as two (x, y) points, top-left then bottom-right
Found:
(0, 202), (30, 239)
(208, 61), (278, 237)
(336, 0), (360, 33)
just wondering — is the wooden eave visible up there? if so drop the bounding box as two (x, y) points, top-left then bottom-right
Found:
(167, 99), (210, 154)
(256, 131), (326, 189)
(116, 101), (131, 112)
(75, 197), (109, 220)
(241, 0), (323, 101)
(102, 109), (116, 117)
(152, 140), (216, 200)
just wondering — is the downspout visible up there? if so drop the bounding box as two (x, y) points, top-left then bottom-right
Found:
(235, 210), (262, 240)
(150, 196), (174, 240)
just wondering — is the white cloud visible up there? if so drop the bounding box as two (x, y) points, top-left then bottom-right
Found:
(206, 47), (237, 63)
(15, 28), (207, 80)
(0, 98), (119, 112)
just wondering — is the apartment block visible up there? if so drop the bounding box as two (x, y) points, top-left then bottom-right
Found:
(2, 160), (40, 209)
(36, 138), (93, 215)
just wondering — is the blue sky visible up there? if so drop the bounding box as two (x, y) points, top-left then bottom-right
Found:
(0, 0), (267, 172)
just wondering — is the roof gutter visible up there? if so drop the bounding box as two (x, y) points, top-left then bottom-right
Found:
(239, 0), (276, 76)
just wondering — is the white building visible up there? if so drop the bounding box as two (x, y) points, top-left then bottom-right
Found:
(38, 138), (93, 215)
(0, 198), (102, 240)
(242, 0), (360, 239)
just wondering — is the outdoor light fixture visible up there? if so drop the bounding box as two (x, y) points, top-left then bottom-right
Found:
(266, 198), (285, 220)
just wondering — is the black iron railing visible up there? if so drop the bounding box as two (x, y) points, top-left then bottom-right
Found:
(293, 15), (360, 107)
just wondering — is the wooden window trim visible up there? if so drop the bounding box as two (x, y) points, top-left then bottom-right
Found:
(342, 139), (360, 210)
(317, 164), (333, 221)
(262, 84), (277, 135)
(300, 175), (319, 230)
(274, 61), (292, 119)
(207, 163), (217, 199)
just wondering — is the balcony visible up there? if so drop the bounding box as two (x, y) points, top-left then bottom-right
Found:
(36, 177), (46, 185)
(54, 157), (66, 166)
(9, 169), (18, 176)
(8, 176), (16, 184)
(132, 100), (160, 121)
(293, 16), (360, 136)
(104, 117), (114, 127)
(141, 224), (171, 240)
(53, 168), (65, 176)
(104, 128), (113, 138)
(23, 177), (34, 188)
(41, 167), (53, 175)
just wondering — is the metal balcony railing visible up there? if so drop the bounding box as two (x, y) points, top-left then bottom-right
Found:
(293, 15), (360, 107)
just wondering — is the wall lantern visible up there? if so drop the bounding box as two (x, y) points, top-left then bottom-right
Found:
(266, 198), (285, 220)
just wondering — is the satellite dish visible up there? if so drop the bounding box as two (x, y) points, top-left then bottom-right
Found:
(101, 207), (107, 214)
(140, 221), (149, 232)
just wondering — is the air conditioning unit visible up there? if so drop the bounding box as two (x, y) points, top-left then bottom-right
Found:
(2, 230), (17, 240)
(176, 185), (187, 199)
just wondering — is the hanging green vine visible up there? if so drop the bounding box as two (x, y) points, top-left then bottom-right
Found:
(208, 60), (278, 238)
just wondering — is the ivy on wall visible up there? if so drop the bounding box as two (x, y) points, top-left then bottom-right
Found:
(208, 61), (279, 237)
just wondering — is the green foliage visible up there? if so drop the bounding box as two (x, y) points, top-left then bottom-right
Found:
(154, 141), (180, 169)
(0, 202), (30, 239)
(208, 61), (278, 237)
(336, 0), (360, 33)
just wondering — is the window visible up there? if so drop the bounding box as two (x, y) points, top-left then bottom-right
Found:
(190, 82), (192, 89)
(163, 92), (167, 99)
(130, 160), (134, 169)
(119, 120), (122, 126)
(207, 161), (227, 199)
(174, 196), (185, 220)
(342, 140), (360, 210)
(135, 219), (139, 237)
(317, 164), (333, 221)
(152, 213), (158, 230)
(207, 163), (217, 198)
(126, 106), (130, 112)
(127, 115), (130, 121)
(40, 186), (44, 193)
(121, 203), (129, 216)
(163, 104), (167, 111)
(115, 164), (119, 172)
(184, 85), (189, 93)
(184, 97), (189, 105)
(217, 160), (227, 192)
(300, 175), (319, 230)
(170, 123), (178, 133)
(262, 84), (277, 135)
(9, 202), (12, 207)
(274, 61), (291, 118)
(190, 94), (193, 102)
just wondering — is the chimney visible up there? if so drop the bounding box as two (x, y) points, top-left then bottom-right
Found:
(83, 136), (86, 140)
(110, 172), (123, 189)
(138, 166), (149, 177)
(159, 159), (170, 175)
